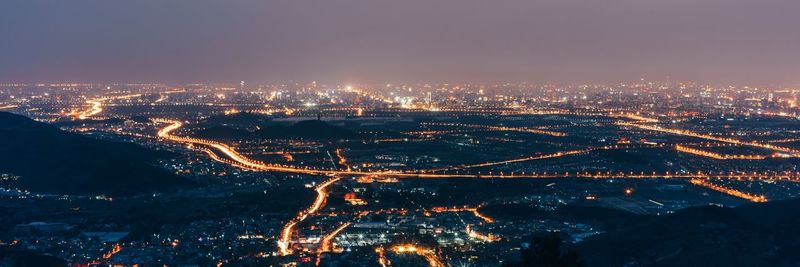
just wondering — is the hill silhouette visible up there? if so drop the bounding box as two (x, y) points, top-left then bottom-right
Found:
(480, 203), (650, 231)
(483, 200), (800, 266)
(0, 112), (192, 196)
(54, 117), (124, 126)
(256, 120), (358, 139)
(194, 120), (358, 139)
(578, 199), (800, 266)
(193, 125), (254, 139)
(201, 112), (273, 127)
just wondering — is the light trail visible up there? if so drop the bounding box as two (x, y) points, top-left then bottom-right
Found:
(769, 138), (800, 144)
(335, 148), (350, 170)
(101, 243), (122, 259)
(282, 152), (295, 162)
(469, 207), (494, 223)
(86, 243), (122, 265)
(403, 128), (493, 136)
(447, 149), (592, 170)
(421, 122), (565, 137)
(155, 119), (317, 173)
(465, 224), (501, 242)
(376, 246), (391, 267)
(75, 94), (142, 120)
(608, 112), (659, 123)
(153, 94), (168, 103)
(435, 144), (658, 172)
(618, 122), (800, 156)
(154, 119), (800, 182)
(675, 145), (768, 160)
(200, 149), (262, 171)
(77, 99), (103, 119)
(319, 222), (352, 253)
(315, 221), (352, 266)
(278, 176), (342, 256)
(152, 89), (183, 105)
(391, 245), (445, 267)
(146, 110), (787, 262)
(690, 179), (768, 203)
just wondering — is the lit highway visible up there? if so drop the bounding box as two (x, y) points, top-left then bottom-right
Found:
(690, 179), (768, 202)
(146, 109), (796, 261)
(375, 246), (390, 267)
(319, 221), (352, 253)
(391, 245), (446, 267)
(675, 145), (768, 160)
(277, 176), (342, 256)
(419, 122), (566, 137)
(466, 224), (501, 242)
(73, 94), (142, 119)
(154, 119), (800, 184)
(6, 1), (800, 264)
(618, 122), (800, 156)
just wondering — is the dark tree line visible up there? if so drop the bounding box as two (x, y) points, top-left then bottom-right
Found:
(504, 233), (586, 267)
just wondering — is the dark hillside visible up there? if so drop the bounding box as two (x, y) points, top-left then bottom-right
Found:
(0, 112), (192, 196)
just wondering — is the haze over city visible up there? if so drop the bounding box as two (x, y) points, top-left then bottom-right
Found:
(2, 1), (800, 267)
(2, 0), (799, 85)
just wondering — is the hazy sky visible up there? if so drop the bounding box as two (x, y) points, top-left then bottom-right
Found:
(1, 0), (798, 85)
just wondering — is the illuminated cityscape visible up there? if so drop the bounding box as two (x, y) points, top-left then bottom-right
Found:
(2, 1), (800, 266)
(1, 81), (799, 266)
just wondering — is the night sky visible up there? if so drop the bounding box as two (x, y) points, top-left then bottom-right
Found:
(1, 0), (798, 85)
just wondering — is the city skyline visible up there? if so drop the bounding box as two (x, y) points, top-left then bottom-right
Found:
(2, 80), (800, 266)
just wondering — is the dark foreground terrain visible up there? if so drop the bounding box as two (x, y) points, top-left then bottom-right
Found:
(483, 199), (800, 266)
(0, 112), (191, 196)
